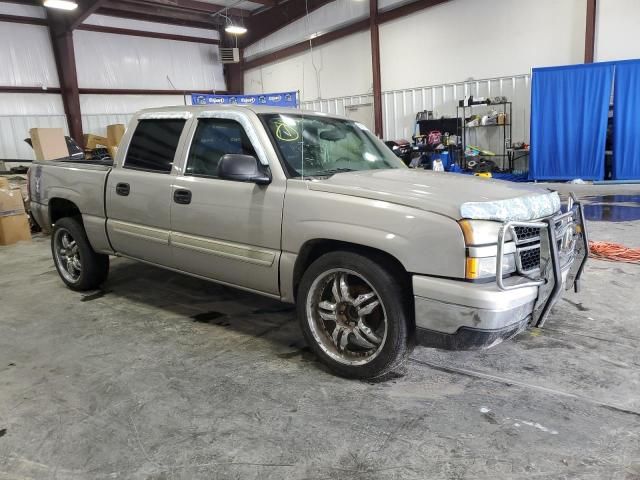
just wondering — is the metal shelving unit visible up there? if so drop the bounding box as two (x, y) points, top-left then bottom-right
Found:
(456, 101), (512, 171)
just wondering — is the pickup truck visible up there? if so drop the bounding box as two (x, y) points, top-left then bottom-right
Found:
(29, 105), (588, 379)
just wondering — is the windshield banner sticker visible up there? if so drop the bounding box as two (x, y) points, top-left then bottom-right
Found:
(191, 91), (298, 108)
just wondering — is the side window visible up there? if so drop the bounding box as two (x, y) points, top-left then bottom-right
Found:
(185, 118), (257, 177)
(124, 119), (186, 173)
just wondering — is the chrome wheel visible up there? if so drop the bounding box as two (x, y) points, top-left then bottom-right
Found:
(306, 269), (387, 366)
(54, 228), (82, 283)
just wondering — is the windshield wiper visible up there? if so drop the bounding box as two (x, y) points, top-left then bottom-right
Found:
(313, 168), (355, 177)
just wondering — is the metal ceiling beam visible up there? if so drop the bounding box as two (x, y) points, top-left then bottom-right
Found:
(243, 18), (370, 71)
(0, 0), (41, 5)
(98, 0), (223, 28)
(584, 0), (596, 63)
(377, 0), (448, 23)
(122, 0), (250, 17)
(0, 13), (48, 25)
(77, 23), (219, 43)
(69, 0), (108, 30)
(242, 0), (333, 48)
(243, 0), (451, 70)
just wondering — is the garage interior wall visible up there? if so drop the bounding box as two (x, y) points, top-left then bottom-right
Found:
(74, 17), (225, 140)
(1, 7), (226, 162)
(594, 0), (640, 62)
(0, 14), (66, 163)
(246, 0), (588, 142)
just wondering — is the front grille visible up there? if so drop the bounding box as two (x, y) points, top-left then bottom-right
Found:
(519, 248), (541, 272)
(514, 225), (540, 243)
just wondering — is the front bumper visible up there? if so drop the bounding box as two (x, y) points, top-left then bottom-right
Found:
(414, 197), (588, 350)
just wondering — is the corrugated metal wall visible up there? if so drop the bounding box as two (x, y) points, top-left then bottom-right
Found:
(301, 74), (532, 146)
(301, 94), (375, 117)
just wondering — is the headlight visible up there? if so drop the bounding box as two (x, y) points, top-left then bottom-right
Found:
(459, 219), (512, 245)
(466, 253), (516, 280)
(460, 220), (516, 279)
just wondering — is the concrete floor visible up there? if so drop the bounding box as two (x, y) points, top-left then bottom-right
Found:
(1, 190), (639, 479)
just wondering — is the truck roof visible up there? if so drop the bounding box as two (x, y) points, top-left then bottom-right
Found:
(137, 104), (348, 120)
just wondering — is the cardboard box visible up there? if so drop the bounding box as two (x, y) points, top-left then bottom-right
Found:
(0, 188), (25, 215)
(107, 124), (125, 147)
(84, 134), (109, 150)
(29, 128), (68, 161)
(0, 213), (31, 245)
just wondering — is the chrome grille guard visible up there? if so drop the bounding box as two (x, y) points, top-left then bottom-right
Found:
(496, 193), (589, 327)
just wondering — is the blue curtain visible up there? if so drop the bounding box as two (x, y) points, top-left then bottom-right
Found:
(613, 60), (640, 180)
(530, 64), (613, 181)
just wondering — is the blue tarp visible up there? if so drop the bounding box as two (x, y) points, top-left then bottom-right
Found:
(191, 91), (298, 108)
(613, 60), (640, 180)
(530, 63), (613, 181)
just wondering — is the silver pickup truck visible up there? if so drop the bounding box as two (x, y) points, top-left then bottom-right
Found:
(29, 105), (588, 379)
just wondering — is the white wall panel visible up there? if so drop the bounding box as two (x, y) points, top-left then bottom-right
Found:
(73, 31), (226, 91)
(595, 0), (640, 62)
(0, 3), (45, 17)
(244, 0), (368, 58)
(83, 14), (219, 40)
(379, 0), (586, 91)
(244, 30), (372, 102)
(380, 75), (531, 148)
(0, 94), (67, 162)
(0, 22), (59, 88)
(300, 74), (531, 149)
(80, 94), (187, 136)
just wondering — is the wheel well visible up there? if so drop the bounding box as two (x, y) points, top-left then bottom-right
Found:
(292, 239), (411, 302)
(49, 198), (82, 226)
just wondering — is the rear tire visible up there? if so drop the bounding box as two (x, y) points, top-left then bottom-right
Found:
(51, 217), (109, 291)
(297, 251), (413, 379)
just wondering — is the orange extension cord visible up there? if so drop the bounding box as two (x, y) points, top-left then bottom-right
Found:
(589, 241), (640, 264)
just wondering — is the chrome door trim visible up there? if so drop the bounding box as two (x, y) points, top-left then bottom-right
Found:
(170, 231), (276, 267)
(110, 219), (169, 244)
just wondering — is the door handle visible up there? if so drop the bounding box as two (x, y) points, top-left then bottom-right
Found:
(116, 183), (130, 196)
(173, 189), (192, 205)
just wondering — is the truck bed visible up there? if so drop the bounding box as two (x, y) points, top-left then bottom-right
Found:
(30, 158), (112, 240)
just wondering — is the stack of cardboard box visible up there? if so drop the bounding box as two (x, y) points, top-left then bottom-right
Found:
(0, 177), (31, 246)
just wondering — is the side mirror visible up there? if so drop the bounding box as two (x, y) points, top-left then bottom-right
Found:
(217, 154), (271, 185)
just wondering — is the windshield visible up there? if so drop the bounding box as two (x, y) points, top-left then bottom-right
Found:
(261, 113), (406, 178)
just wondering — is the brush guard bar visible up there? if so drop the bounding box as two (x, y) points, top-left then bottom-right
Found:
(496, 193), (589, 328)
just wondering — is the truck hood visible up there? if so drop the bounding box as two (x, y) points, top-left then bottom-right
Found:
(307, 169), (560, 221)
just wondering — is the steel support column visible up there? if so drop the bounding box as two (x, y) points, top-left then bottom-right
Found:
(49, 25), (83, 145)
(584, 0), (596, 63)
(370, 0), (383, 137)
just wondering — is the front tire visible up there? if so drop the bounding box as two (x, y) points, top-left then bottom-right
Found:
(297, 251), (413, 379)
(51, 217), (109, 291)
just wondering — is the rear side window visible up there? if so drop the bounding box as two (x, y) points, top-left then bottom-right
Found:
(124, 119), (186, 173)
(185, 118), (257, 177)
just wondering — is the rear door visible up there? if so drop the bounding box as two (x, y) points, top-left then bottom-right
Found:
(169, 112), (285, 296)
(106, 115), (189, 265)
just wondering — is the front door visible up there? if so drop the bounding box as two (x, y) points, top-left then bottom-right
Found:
(106, 117), (188, 266)
(170, 113), (285, 296)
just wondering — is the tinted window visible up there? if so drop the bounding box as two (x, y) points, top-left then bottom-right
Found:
(124, 119), (186, 173)
(185, 118), (257, 177)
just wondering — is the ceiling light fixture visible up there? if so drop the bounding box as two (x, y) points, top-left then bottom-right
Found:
(43, 0), (78, 10)
(224, 24), (247, 35)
